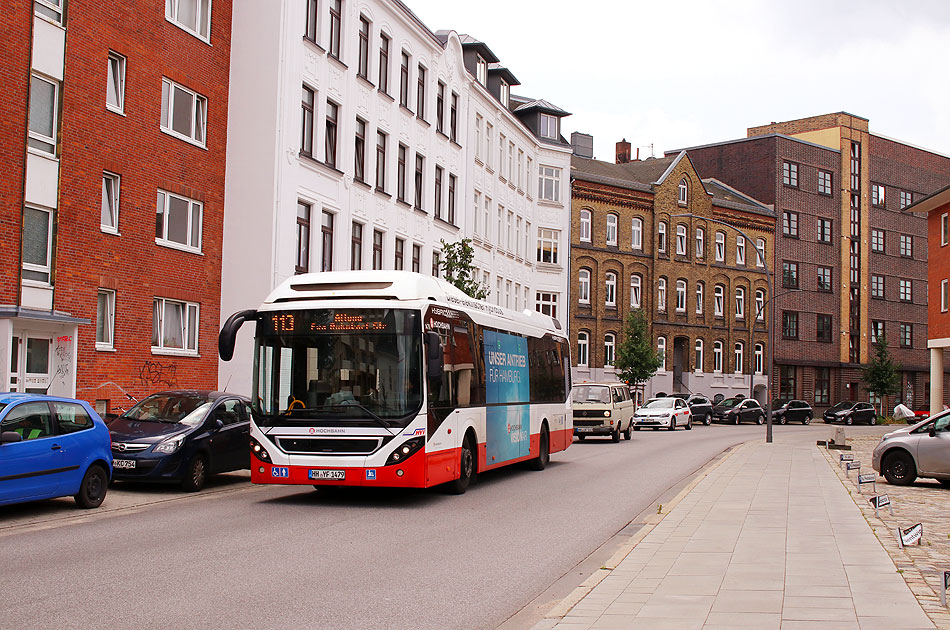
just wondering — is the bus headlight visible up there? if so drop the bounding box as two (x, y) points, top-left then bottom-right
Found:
(250, 437), (272, 462)
(386, 437), (424, 466)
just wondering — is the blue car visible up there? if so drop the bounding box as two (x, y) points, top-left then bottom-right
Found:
(0, 393), (112, 509)
(108, 391), (251, 492)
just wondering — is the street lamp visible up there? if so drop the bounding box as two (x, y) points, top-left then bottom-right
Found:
(672, 212), (775, 443)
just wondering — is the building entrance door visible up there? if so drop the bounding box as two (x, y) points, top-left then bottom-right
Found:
(672, 337), (687, 392)
(11, 335), (53, 394)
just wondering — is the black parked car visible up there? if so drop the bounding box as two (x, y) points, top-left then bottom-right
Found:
(108, 391), (251, 491)
(712, 397), (765, 425)
(772, 399), (813, 425)
(823, 401), (876, 425)
(672, 394), (715, 426)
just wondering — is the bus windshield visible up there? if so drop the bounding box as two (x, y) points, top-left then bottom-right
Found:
(253, 308), (423, 426)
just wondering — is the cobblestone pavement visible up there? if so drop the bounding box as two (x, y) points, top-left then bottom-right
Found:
(820, 427), (950, 629)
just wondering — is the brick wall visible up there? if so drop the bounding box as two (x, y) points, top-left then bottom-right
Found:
(928, 203), (950, 340)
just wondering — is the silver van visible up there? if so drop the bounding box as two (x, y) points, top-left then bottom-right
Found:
(571, 383), (635, 442)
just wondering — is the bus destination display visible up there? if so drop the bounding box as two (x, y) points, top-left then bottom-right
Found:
(264, 311), (394, 335)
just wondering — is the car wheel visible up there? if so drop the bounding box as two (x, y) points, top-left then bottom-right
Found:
(757, 414), (765, 425)
(845, 415), (853, 426)
(779, 415), (787, 425)
(181, 454), (208, 492)
(623, 423), (632, 440)
(528, 426), (550, 471)
(634, 426), (641, 431)
(703, 413), (711, 426)
(803, 415), (811, 425)
(577, 434), (586, 441)
(448, 436), (476, 494)
(668, 417), (676, 431)
(685, 416), (692, 430)
(74, 464), (108, 509)
(733, 415), (740, 425)
(652, 427), (658, 431)
(611, 426), (621, 442)
(823, 418), (831, 424)
(882, 450), (916, 486)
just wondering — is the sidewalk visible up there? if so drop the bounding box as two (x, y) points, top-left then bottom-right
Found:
(535, 433), (938, 630)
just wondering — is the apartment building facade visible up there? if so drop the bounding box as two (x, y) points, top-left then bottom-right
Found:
(221, 0), (571, 395)
(570, 145), (774, 402)
(0, 0), (232, 414)
(685, 113), (950, 410)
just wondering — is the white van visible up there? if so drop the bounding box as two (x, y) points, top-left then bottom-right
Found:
(571, 383), (635, 442)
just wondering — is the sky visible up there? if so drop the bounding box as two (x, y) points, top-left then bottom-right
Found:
(406, 0), (950, 161)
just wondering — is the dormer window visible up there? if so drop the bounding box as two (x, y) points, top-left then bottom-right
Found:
(499, 79), (509, 108)
(476, 55), (487, 86)
(539, 113), (558, 140)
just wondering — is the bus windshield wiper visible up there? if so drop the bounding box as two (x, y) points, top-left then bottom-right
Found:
(285, 405), (396, 434)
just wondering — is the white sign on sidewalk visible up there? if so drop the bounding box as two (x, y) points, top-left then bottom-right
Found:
(857, 472), (876, 494)
(867, 494), (893, 517)
(897, 523), (922, 548)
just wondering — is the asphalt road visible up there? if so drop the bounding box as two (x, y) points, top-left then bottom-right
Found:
(0, 422), (854, 630)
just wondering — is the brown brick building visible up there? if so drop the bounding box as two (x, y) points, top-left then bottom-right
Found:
(570, 144), (775, 403)
(683, 113), (950, 411)
(0, 2), (232, 414)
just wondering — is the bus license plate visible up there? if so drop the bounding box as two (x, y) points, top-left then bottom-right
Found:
(113, 459), (136, 469)
(309, 469), (345, 480)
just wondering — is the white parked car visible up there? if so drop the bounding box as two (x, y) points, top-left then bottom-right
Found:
(633, 397), (692, 431)
(571, 383), (635, 442)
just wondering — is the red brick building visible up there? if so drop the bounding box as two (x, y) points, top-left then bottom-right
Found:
(0, 1), (232, 415)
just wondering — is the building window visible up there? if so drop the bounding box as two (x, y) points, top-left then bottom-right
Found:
(434, 81), (445, 134)
(899, 279), (912, 302)
(450, 93), (458, 142)
(411, 243), (421, 273)
(900, 323), (912, 348)
(447, 174), (457, 225)
(28, 75), (59, 155)
(943, 279), (949, 312)
(397, 144), (407, 202)
(375, 131), (387, 191)
(782, 311), (799, 339)
(657, 337), (666, 371)
(474, 115), (483, 162)
(676, 279), (686, 312)
(871, 183), (885, 207)
(106, 51), (126, 113)
(736, 238), (745, 266)
(630, 274), (642, 308)
(156, 190), (202, 252)
(694, 339), (704, 373)
(579, 209), (591, 242)
(295, 201), (311, 274)
(713, 341), (723, 373)
(779, 366), (796, 400)
(657, 277), (667, 311)
(399, 51), (410, 108)
(782, 261), (798, 288)
(300, 86), (315, 157)
(782, 161), (798, 187)
(372, 229), (383, 270)
(498, 134), (505, 176)
(350, 222), (363, 270)
(354, 118), (366, 182)
(165, 0), (211, 40)
(735, 286), (745, 319)
(709, 231), (723, 262)
(499, 79), (509, 107)
(606, 214), (618, 246)
(871, 274), (884, 299)
(161, 78), (206, 146)
(536, 292), (558, 320)
(538, 228), (559, 264)
(714, 285), (724, 317)
(321, 210), (334, 271)
(734, 342), (744, 374)
(327, 0), (342, 58)
(578, 269), (590, 304)
(817, 219), (832, 244)
(101, 172), (120, 234)
(378, 33), (390, 94)
(152, 297), (198, 353)
(414, 154), (424, 210)
(577, 332), (589, 367)
(358, 16), (370, 78)
(817, 314), (832, 342)
(394, 237), (404, 270)
(305, 0), (318, 41)
(431, 251), (440, 278)
(433, 166), (443, 219)
(35, 0), (64, 23)
(96, 289), (115, 350)
(416, 64), (426, 120)
(604, 334), (616, 367)
(696, 227), (705, 259)
(870, 320), (884, 344)
(755, 238), (766, 266)
(676, 224), (687, 256)
(754, 344), (764, 375)
(817, 170), (832, 195)
(899, 234), (913, 257)
(815, 368), (830, 404)
(483, 195), (491, 241)
(605, 273), (617, 307)
(695, 282), (704, 314)
(755, 289), (765, 321)
(539, 166), (561, 202)
(817, 266), (832, 291)
(870, 228), (884, 252)
(678, 178), (688, 204)
(782, 211), (798, 237)
(539, 113), (559, 140)
(943, 213), (949, 246)
(325, 101), (339, 168)
(476, 54), (487, 85)
(632, 217), (643, 250)
(900, 190), (913, 209)
(658, 222), (667, 253)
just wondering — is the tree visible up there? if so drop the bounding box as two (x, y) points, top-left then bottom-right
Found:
(862, 335), (901, 416)
(614, 309), (662, 388)
(439, 238), (489, 300)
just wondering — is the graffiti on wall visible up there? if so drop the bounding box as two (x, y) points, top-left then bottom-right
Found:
(138, 360), (179, 389)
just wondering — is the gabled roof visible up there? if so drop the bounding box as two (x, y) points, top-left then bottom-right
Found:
(511, 97), (570, 117)
(455, 33), (500, 63)
(570, 154), (676, 192)
(704, 178), (775, 217)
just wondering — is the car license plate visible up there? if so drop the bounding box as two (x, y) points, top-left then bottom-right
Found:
(576, 427), (594, 433)
(309, 469), (345, 480)
(113, 459), (136, 469)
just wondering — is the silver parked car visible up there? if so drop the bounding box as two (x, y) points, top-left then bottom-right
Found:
(872, 411), (950, 487)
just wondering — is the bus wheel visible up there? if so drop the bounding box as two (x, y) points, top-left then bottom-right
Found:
(529, 426), (550, 471)
(448, 437), (475, 494)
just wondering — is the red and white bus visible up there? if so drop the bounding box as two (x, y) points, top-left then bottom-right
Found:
(218, 271), (572, 493)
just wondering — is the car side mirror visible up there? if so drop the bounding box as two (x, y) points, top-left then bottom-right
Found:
(929, 425), (937, 438)
(215, 418), (224, 431)
(0, 431), (23, 444)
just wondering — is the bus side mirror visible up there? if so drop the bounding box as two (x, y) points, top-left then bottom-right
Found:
(218, 310), (258, 361)
(425, 331), (444, 382)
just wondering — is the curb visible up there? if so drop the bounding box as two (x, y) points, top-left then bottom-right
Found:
(538, 440), (752, 625)
(818, 444), (950, 630)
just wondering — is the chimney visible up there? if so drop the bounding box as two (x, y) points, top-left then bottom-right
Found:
(616, 139), (631, 164)
(571, 132), (594, 159)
